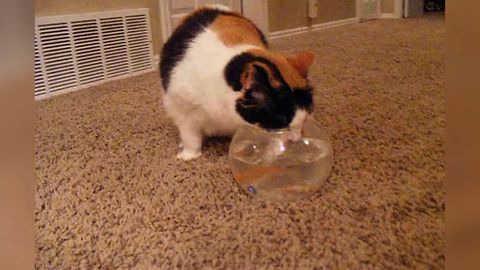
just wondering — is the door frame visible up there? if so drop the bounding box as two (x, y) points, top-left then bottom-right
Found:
(394, 0), (403, 18)
(357, 0), (381, 21)
(158, 0), (268, 43)
(241, 0), (269, 38)
(357, 0), (404, 19)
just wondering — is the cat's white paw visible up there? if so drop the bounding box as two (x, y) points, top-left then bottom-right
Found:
(176, 150), (202, 161)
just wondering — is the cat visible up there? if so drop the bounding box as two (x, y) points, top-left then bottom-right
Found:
(160, 5), (315, 160)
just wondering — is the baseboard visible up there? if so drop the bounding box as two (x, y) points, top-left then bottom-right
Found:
(269, 17), (359, 40)
(380, 13), (396, 19)
(154, 55), (160, 69)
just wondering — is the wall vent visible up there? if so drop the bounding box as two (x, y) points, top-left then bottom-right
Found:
(34, 9), (154, 100)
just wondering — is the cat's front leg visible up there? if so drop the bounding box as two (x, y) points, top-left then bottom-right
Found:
(176, 124), (202, 161)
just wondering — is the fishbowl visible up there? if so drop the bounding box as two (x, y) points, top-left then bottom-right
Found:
(229, 116), (334, 201)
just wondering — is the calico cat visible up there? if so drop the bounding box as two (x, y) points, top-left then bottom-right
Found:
(160, 5), (315, 160)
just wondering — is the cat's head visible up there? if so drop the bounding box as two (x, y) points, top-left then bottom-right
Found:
(225, 50), (315, 130)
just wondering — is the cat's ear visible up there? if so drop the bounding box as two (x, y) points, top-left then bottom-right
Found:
(238, 64), (272, 107)
(286, 51), (315, 77)
(240, 63), (257, 89)
(240, 63), (281, 89)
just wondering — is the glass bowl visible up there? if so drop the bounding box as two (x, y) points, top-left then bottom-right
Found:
(228, 116), (333, 201)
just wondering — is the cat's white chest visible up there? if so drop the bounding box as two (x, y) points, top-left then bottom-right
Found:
(165, 29), (257, 135)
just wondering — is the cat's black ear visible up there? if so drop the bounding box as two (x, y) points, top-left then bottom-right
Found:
(225, 52), (283, 91)
(236, 65), (271, 110)
(241, 63), (280, 90)
(240, 63), (257, 89)
(224, 53), (256, 91)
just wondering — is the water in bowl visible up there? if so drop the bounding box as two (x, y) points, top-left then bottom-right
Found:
(230, 136), (333, 201)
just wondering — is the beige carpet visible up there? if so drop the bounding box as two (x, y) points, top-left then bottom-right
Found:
(35, 14), (445, 269)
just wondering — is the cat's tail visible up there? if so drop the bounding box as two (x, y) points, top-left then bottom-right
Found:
(202, 4), (232, 12)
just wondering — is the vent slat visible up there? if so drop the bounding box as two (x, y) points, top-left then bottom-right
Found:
(41, 41), (72, 51)
(38, 22), (68, 29)
(46, 69), (76, 81)
(39, 36), (71, 44)
(101, 23), (124, 28)
(105, 57), (129, 66)
(104, 45), (127, 53)
(102, 37), (127, 44)
(107, 66), (129, 73)
(130, 49), (150, 55)
(127, 23), (147, 29)
(100, 24), (124, 30)
(74, 42), (102, 51)
(100, 20), (124, 25)
(130, 51), (150, 58)
(103, 37), (127, 44)
(73, 41), (101, 50)
(127, 24), (147, 30)
(127, 38), (149, 45)
(48, 80), (76, 90)
(34, 78), (45, 84)
(101, 31), (126, 38)
(80, 76), (104, 84)
(74, 38), (99, 44)
(38, 31), (70, 39)
(79, 70), (104, 78)
(127, 34), (148, 40)
(71, 20), (97, 26)
(45, 69), (76, 79)
(78, 66), (104, 74)
(106, 64), (129, 71)
(75, 53), (102, 62)
(76, 55), (102, 64)
(132, 61), (151, 67)
(126, 30), (148, 36)
(105, 62), (129, 70)
(130, 47), (150, 53)
(48, 75), (77, 85)
(73, 31), (100, 39)
(107, 71), (129, 78)
(44, 56), (74, 66)
(128, 39), (150, 48)
(132, 65), (151, 72)
(105, 52), (128, 60)
(103, 43), (128, 51)
(104, 51), (128, 59)
(35, 91), (47, 96)
(42, 46), (73, 56)
(48, 77), (76, 86)
(130, 58), (150, 65)
(80, 72), (104, 80)
(38, 29), (69, 35)
(131, 63), (152, 70)
(43, 55), (74, 65)
(107, 71), (129, 77)
(45, 63), (75, 73)
(72, 23), (97, 28)
(78, 64), (104, 73)
(49, 82), (77, 92)
(126, 15), (146, 19)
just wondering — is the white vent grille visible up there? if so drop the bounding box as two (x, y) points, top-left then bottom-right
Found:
(34, 9), (154, 100)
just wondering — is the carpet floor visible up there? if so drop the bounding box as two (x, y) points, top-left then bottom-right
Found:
(35, 14), (445, 269)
